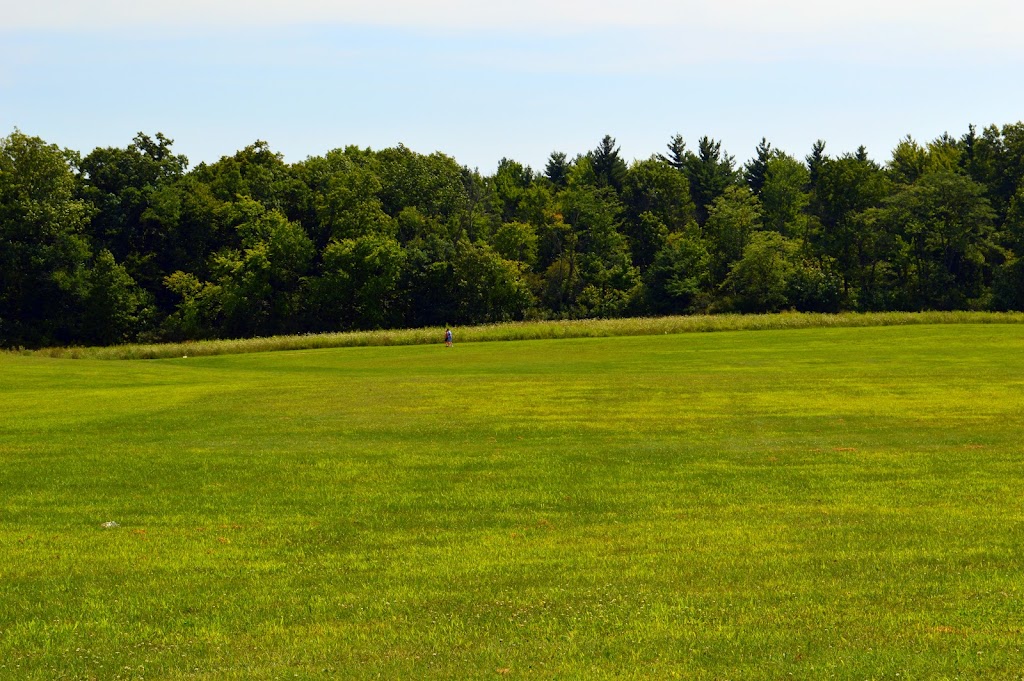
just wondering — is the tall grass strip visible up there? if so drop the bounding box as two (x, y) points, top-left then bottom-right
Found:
(13, 310), (1024, 360)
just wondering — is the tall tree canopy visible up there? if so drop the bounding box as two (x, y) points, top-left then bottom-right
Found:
(2, 121), (1024, 348)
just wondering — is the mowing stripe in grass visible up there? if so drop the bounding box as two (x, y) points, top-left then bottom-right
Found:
(2, 325), (1024, 678)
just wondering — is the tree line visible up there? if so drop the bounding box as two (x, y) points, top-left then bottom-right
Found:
(2, 123), (1024, 348)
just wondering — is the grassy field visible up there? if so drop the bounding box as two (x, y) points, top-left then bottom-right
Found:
(2, 323), (1024, 678)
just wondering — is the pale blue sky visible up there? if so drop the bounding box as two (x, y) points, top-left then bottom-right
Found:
(2, 1), (1023, 172)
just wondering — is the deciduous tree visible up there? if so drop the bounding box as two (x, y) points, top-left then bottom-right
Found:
(0, 131), (92, 346)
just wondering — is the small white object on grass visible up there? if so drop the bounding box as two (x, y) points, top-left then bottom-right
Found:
(100, 521), (119, 529)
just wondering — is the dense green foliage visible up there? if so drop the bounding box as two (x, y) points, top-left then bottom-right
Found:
(3, 325), (1024, 678)
(3, 123), (1024, 347)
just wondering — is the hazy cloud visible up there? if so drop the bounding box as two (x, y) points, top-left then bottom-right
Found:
(7, 0), (1022, 52)
(4, 1), (1022, 171)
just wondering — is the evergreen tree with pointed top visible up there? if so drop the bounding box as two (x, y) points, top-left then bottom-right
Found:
(684, 136), (737, 226)
(744, 137), (775, 196)
(590, 135), (628, 193)
(959, 124), (980, 178)
(806, 139), (827, 189)
(659, 134), (687, 172)
(545, 151), (569, 188)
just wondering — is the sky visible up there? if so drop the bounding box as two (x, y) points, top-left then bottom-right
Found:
(2, 1), (1023, 173)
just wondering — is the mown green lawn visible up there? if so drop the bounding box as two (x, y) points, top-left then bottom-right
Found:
(2, 324), (1024, 679)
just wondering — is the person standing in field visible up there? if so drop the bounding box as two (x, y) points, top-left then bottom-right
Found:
(445, 327), (453, 347)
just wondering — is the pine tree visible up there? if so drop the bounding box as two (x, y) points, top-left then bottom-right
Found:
(659, 134), (687, 171)
(545, 151), (569, 188)
(590, 135), (627, 192)
(684, 136), (737, 226)
(806, 139), (827, 189)
(743, 137), (774, 196)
